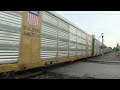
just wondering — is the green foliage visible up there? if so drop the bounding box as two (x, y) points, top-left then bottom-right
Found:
(113, 47), (119, 52)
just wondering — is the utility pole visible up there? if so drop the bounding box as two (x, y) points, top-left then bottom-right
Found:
(102, 33), (104, 60)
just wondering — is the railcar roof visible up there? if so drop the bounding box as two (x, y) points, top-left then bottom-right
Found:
(47, 11), (92, 37)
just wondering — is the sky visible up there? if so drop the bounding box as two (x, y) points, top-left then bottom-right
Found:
(55, 11), (120, 48)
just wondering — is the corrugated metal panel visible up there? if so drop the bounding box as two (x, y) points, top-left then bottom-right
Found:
(43, 12), (57, 26)
(88, 35), (92, 47)
(69, 42), (77, 56)
(48, 11), (91, 37)
(76, 29), (87, 56)
(41, 11), (94, 58)
(82, 32), (86, 39)
(81, 51), (86, 56)
(88, 36), (92, 56)
(0, 11), (22, 64)
(94, 40), (96, 56)
(88, 35), (92, 42)
(69, 25), (77, 56)
(88, 41), (91, 46)
(77, 36), (81, 43)
(41, 12), (57, 59)
(81, 39), (86, 44)
(81, 32), (87, 56)
(76, 29), (82, 55)
(77, 29), (81, 36)
(81, 39), (86, 56)
(77, 36), (82, 46)
(58, 20), (69, 57)
(81, 45), (86, 50)
(94, 39), (102, 56)
(77, 44), (82, 55)
(69, 25), (76, 34)
(95, 41), (99, 56)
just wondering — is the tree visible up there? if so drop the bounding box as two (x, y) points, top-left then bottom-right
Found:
(113, 47), (119, 52)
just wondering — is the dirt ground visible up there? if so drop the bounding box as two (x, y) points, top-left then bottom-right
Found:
(48, 52), (120, 79)
(89, 52), (120, 62)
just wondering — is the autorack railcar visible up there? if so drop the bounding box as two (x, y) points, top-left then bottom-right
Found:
(0, 11), (111, 76)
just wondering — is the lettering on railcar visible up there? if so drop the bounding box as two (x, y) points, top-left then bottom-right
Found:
(23, 31), (40, 37)
(23, 25), (40, 33)
(22, 25), (40, 37)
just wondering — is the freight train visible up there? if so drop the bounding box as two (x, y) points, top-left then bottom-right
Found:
(0, 11), (112, 76)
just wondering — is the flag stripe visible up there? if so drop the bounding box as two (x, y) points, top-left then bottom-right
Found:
(27, 11), (39, 26)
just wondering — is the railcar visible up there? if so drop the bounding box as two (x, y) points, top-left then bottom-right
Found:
(93, 38), (102, 56)
(0, 11), (111, 76)
(93, 37), (112, 56)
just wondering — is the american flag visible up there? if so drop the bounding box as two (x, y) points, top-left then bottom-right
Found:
(27, 11), (39, 26)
